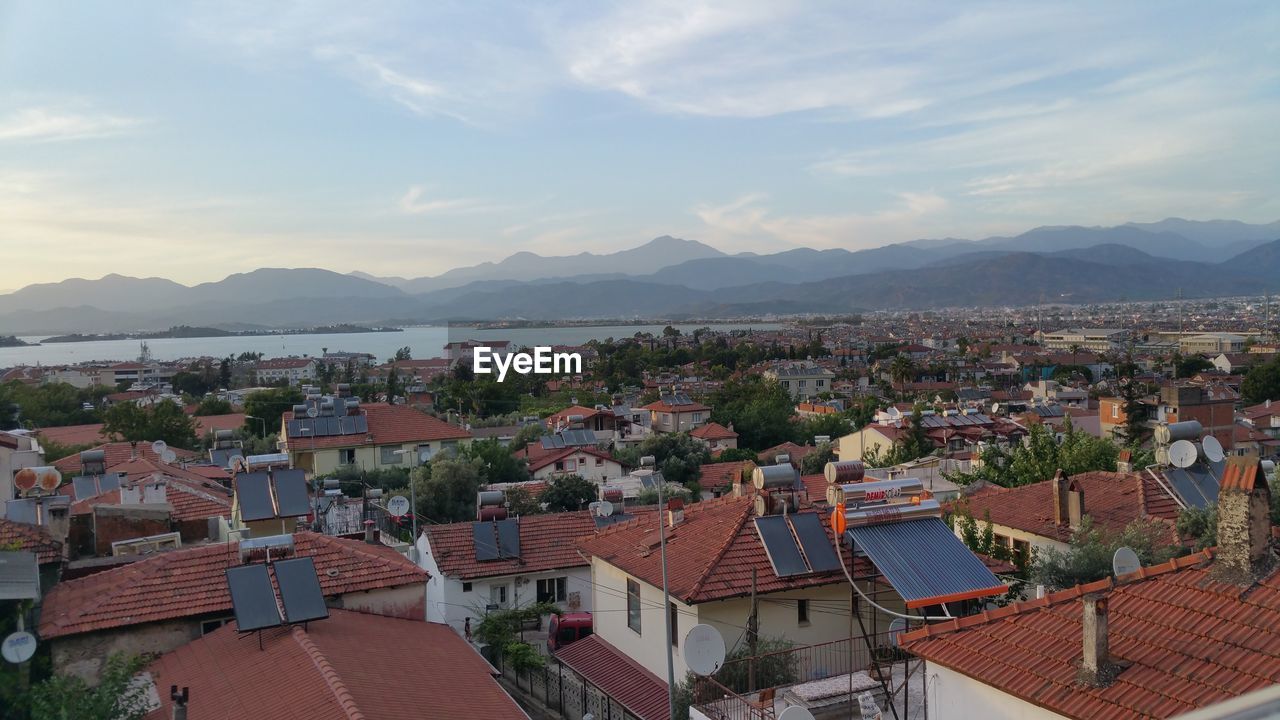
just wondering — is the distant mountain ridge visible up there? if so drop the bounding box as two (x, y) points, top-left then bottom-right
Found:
(2, 219), (1278, 333)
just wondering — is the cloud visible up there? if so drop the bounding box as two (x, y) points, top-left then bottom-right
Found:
(398, 186), (487, 215)
(0, 106), (143, 142)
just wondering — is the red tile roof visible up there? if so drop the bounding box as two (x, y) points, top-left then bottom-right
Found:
(578, 495), (868, 604)
(36, 423), (107, 447)
(697, 461), (754, 490)
(901, 550), (1280, 719)
(641, 399), (710, 413)
(0, 518), (62, 564)
(690, 422), (737, 440)
(957, 471), (1179, 544)
(757, 442), (814, 465)
(282, 404), (470, 449)
(425, 511), (599, 581)
(556, 634), (670, 720)
(145, 609), (524, 720)
(52, 442), (200, 475)
(546, 405), (611, 426)
(525, 446), (619, 474)
(39, 533), (426, 639)
(68, 472), (232, 522)
(192, 413), (246, 436)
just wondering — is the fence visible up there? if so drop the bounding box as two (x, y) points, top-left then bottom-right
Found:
(495, 650), (641, 720)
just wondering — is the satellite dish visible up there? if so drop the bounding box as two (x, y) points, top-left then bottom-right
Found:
(35, 467), (63, 493)
(1, 631), (36, 664)
(386, 495), (411, 517)
(1202, 435), (1225, 463)
(1168, 440), (1198, 469)
(887, 617), (908, 646)
(12, 467), (38, 494)
(1113, 546), (1141, 577)
(418, 449), (432, 464)
(306, 405), (319, 418)
(991, 403), (1000, 415)
(597, 500), (614, 517)
(161, 449), (177, 464)
(151, 440), (167, 455)
(684, 624), (726, 676)
(778, 708), (817, 720)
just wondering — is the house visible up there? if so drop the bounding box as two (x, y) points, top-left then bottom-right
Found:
(417, 510), (601, 636)
(903, 457), (1280, 720)
(1024, 379), (1088, 407)
(525, 446), (626, 484)
(38, 532), (427, 681)
(253, 357), (318, 385)
(954, 470), (1181, 558)
(443, 339), (513, 367)
(763, 362), (835, 400)
(641, 392), (711, 433)
(1180, 332), (1247, 355)
(52, 442), (200, 476)
(0, 517), (65, 589)
(1, 429), (44, 503)
(545, 404), (621, 435)
(142, 609), (526, 720)
(280, 397), (471, 475)
(1213, 352), (1265, 374)
(1155, 384), (1236, 450)
(689, 422), (738, 452)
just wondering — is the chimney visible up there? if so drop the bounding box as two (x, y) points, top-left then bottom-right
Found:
(363, 519), (379, 545)
(171, 686), (189, 720)
(667, 498), (685, 528)
(1213, 456), (1274, 584)
(1077, 593), (1118, 687)
(1067, 481), (1085, 530)
(1051, 469), (1069, 526)
(43, 504), (71, 551)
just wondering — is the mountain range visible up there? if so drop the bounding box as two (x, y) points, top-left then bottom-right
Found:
(3, 218), (1278, 334)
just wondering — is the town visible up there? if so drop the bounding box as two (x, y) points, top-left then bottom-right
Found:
(5, 294), (1280, 719)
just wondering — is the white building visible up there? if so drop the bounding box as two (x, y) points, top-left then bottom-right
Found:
(1039, 328), (1131, 352)
(1, 430), (45, 502)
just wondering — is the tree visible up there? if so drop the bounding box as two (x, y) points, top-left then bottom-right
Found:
(101, 400), (199, 450)
(504, 485), (542, 516)
(511, 422), (549, 450)
(392, 346), (412, 362)
(617, 433), (710, 487)
(1242, 355), (1280, 405)
(799, 441), (836, 475)
(385, 367), (401, 403)
(1032, 517), (1184, 590)
(29, 653), (150, 720)
(948, 421), (1118, 488)
(889, 354), (916, 386)
(714, 447), (759, 463)
(415, 457), (485, 523)
(709, 376), (794, 450)
(1175, 354), (1214, 379)
(242, 386), (304, 436)
(462, 438), (530, 484)
(193, 396), (233, 416)
(1113, 351), (1151, 446)
(541, 474), (597, 512)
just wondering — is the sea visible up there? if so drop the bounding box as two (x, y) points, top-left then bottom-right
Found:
(0, 323), (783, 366)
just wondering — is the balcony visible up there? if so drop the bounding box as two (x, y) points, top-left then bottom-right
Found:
(690, 632), (925, 720)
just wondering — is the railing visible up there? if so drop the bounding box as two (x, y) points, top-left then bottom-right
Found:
(691, 674), (769, 720)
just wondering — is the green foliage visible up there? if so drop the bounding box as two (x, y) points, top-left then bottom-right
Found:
(414, 456), (485, 523)
(461, 438), (530, 484)
(504, 485), (542, 516)
(241, 386), (304, 436)
(714, 637), (798, 694)
(864, 406), (934, 468)
(714, 447), (759, 463)
(709, 376), (794, 450)
(0, 381), (106, 429)
(792, 413), (852, 446)
(317, 464), (412, 496)
(590, 335), (789, 389)
(1174, 354), (1214, 379)
(888, 354), (916, 386)
(101, 400), (199, 450)
(1242, 354), (1280, 405)
(393, 346), (412, 362)
(501, 640), (545, 672)
(616, 433), (710, 486)
(1177, 506), (1217, 550)
(636, 482), (694, 506)
(948, 421), (1118, 488)
(40, 438), (93, 462)
(29, 653), (150, 720)
(799, 442), (836, 475)
(192, 396), (233, 416)
(1031, 517), (1185, 590)
(385, 367), (401, 402)
(540, 474), (597, 512)
(170, 361), (221, 397)
(510, 422), (549, 451)
(474, 602), (558, 672)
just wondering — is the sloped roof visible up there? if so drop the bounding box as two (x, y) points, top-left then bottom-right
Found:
(52, 442), (200, 475)
(901, 550), (1280, 719)
(556, 634), (669, 720)
(0, 518), (62, 564)
(282, 403), (470, 449)
(144, 609), (524, 720)
(690, 422), (737, 440)
(525, 446), (620, 474)
(697, 461), (753, 490)
(68, 472), (232, 522)
(39, 533), (426, 639)
(424, 511), (599, 581)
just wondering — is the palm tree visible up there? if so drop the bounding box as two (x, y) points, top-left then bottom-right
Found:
(889, 354), (916, 388)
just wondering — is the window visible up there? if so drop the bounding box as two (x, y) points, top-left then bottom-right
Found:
(670, 602), (679, 646)
(380, 446), (402, 465)
(993, 534), (1012, 550)
(1111, 405), (1119, 419)
(798, 380), (807, 388)
(441, 440), (459, 456)
(462, 582), (472, 593)
(200, 619), (228, 636)
(691, 412), (703, 423)
(627, 579), (642, 634)
(817, 379), (825, 387)
(782, 380), (790, 388)
(491, 585), (508, 608)
(595, 457), (604, 466)
(338, 448), (356, 465)
(797, 599), (810, 625)
(1012, 539), (1030, 566)
(537, 577), (567, 603)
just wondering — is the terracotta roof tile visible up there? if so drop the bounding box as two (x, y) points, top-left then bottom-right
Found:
(902, 549), (1280, 719)
(145, 609), (524, 720)
(425, 511), (599, 581)
(690, 422), (737, 440)
(0, 518), (62, 564)
(52, 442), (199, 475)
(283, 404), (470, 449)
(697, 461), (754, 490)
(556, 634), (670, 720)
(39, 532), (426, 639)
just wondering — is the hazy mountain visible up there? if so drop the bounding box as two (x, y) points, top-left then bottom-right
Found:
(0, 274), (189, 315)
(1219, 238), (1280, 275)
(1126, 218), (1280, 247)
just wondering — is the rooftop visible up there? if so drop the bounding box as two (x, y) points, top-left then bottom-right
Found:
(424, 510), (600, 581)
(282, 403), (471, 448)
(52, 442), (200, 475)
(0, 517), (62, 564)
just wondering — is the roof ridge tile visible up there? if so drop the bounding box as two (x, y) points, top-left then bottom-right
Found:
(291, 626), (366, 720)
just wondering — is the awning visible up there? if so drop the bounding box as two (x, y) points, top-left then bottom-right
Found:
(846, 517), (1006, 609)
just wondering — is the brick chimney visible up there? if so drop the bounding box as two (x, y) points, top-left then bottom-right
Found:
(1213, 456), (1274, 585)
(1077, 593), (1118, 687)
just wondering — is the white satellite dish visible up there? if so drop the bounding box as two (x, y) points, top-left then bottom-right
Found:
(386, 496), (411, 517)
(991, 403), (1000, 415)
(1202, 435), (1225, 463)
(778, 708), (817, 720)
(597, 500), (614, 517)
(161, 449), (177, 464)
(2, 631), (36, 664)
(418, 449), (432, 464)
(1113, 546), (1141, 577)
(1168, 440), (1198, 469)
(684, 624), (726, 676)
(306, 405), (319, 418)
(151, 440), (167, 455)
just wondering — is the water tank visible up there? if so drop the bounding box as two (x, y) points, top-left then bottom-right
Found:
(1155, 420), (1203, 445)
(753, 464), (799, 490)
(824, 461), (865, 485)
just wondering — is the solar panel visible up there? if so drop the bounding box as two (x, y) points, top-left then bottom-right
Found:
(99, 474), (121, 493)
(3, 499), (38, 525)
(332, 397), (346, 417)
(0, 551), (40, 600)
(496, 518), (521, 558)
(339, 417), (356, 435)
(71, 476), (98, 501)
(1164, 466), (1220, 509)
(273, 469), (311, 517)
(352, 416), (368, 434)
(225, 563), (282, 631)
(847, 517), (1005, 609)
(274, 556), (329, 624)
(789, 512), (842, 573)
(473, 522), (500, 561)
(286, 420), (301, 437)
(755, 515), (809, 577)
(237, 472), (276, 521)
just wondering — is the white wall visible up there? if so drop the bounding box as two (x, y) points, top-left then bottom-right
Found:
(927, 664), (1069, 720)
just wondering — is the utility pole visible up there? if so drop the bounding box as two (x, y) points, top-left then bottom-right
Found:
(657, 471), (676, 720)
(748, 568), (759, 692)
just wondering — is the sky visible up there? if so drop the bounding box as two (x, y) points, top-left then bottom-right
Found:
(1, 0), (1277, 287)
